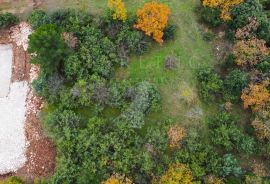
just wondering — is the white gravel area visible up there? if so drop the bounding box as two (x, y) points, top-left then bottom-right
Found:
(0, 44), (13, 98)
(0, 82), (28, 174)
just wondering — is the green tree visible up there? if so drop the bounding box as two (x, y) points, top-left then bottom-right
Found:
(28, 24), (70, 75)
(196, 67), (223, 101)
(0, 12), (18, 28)
(220, 154), (242, 177)
(224, 69), (249, 101)
(27, 10), (51, 29)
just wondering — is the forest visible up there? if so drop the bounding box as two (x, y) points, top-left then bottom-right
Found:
(0, 0), (270, 183)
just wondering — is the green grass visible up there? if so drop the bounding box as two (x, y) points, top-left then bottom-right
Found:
(7, 0), (218, 128)
(121, 0), (217, 128)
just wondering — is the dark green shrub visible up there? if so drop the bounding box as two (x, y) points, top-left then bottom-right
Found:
(117, 26), (150, 56)
(224, 69), (249, 101)
(27, 10), (51, 29)
(202, 30), (215, 42)
(221, 54), (236, 69)
(196, 67), (223, 101)
(0, 12), (18, 28)
(201, 7), (221, 27)
(163, 24), (177, 41)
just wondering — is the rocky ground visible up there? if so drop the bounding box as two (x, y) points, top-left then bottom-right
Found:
(0, 23), (56, 183)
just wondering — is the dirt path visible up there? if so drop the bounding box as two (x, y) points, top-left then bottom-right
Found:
(0, 27), (56, 183)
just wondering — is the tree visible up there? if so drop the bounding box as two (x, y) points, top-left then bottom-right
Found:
(168, 125), (186, 149)
(200, 7), (222, 27)
(241, 81), (270, 111)
(108, 0), (127, 22)
(28, 24), (70, 75)
(202, 0), (243, 21)
(158, 163), (194, 184)
(220, 154), (242, 177)
(27, 10), (51, 29)
(196, 67), (223, 101)
(134, 1), (171, 44)
(0, 12), (19, 28)
(233, 38), (269, 67)
(230, 0), (270, 44)
(223, 69), (249, 101)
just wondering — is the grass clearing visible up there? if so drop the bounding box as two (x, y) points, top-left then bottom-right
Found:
(5, 0), (218, 128)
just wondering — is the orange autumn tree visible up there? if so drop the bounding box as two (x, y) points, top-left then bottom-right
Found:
(108, 0), (127, 22)
(202, 0), (243, 20)
(134, 1), (171, 44)
(241, 81), (270, 112)
(157, 163), (194, 184)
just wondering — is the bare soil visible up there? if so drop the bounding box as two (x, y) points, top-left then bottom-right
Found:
(0, 29), (56, 183)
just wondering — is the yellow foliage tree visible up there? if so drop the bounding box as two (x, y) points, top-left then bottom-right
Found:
(202, 0), (243, 20)
(108, 0), (127, 22)
(134, 1), (171, 44)
(158, 163), (194, 184)
(241, 81), (270, 111)
(233, 38), (269, 66)
(102, 174), (133, 184)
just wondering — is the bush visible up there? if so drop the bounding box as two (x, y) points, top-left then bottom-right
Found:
(32, 72), (63, 104)
(27, 10), (51, 29)
(3, 176), (25, 184)
(202, 30), (215, 42)
(121, 81), (161, 128)
(256, 56), (270, 74)
(230, 0), (270, 44)
(173, 129), (222, 178)
(50, 9), (92, 32)
(201, 7), (222, 27)
(220, 154), (242, 177)
(44, 109), (81, 140)
(117, 26), (150, 56)
(238, 136), (256, 155)
(163, 24), (177, 41)
(223, 69), (249, 101)
(196, 67), (223, 101)
(65, 27), (119, 79)
(209, 112), (255, 154)
(0, 12), (19, 28)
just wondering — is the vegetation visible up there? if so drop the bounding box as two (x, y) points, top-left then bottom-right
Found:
(2, 0), (270, 183)
(0, 12), (18, 28)
(134, 1), (171, 44)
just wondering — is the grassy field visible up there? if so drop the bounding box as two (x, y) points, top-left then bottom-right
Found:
(2, 0), (218, 129)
